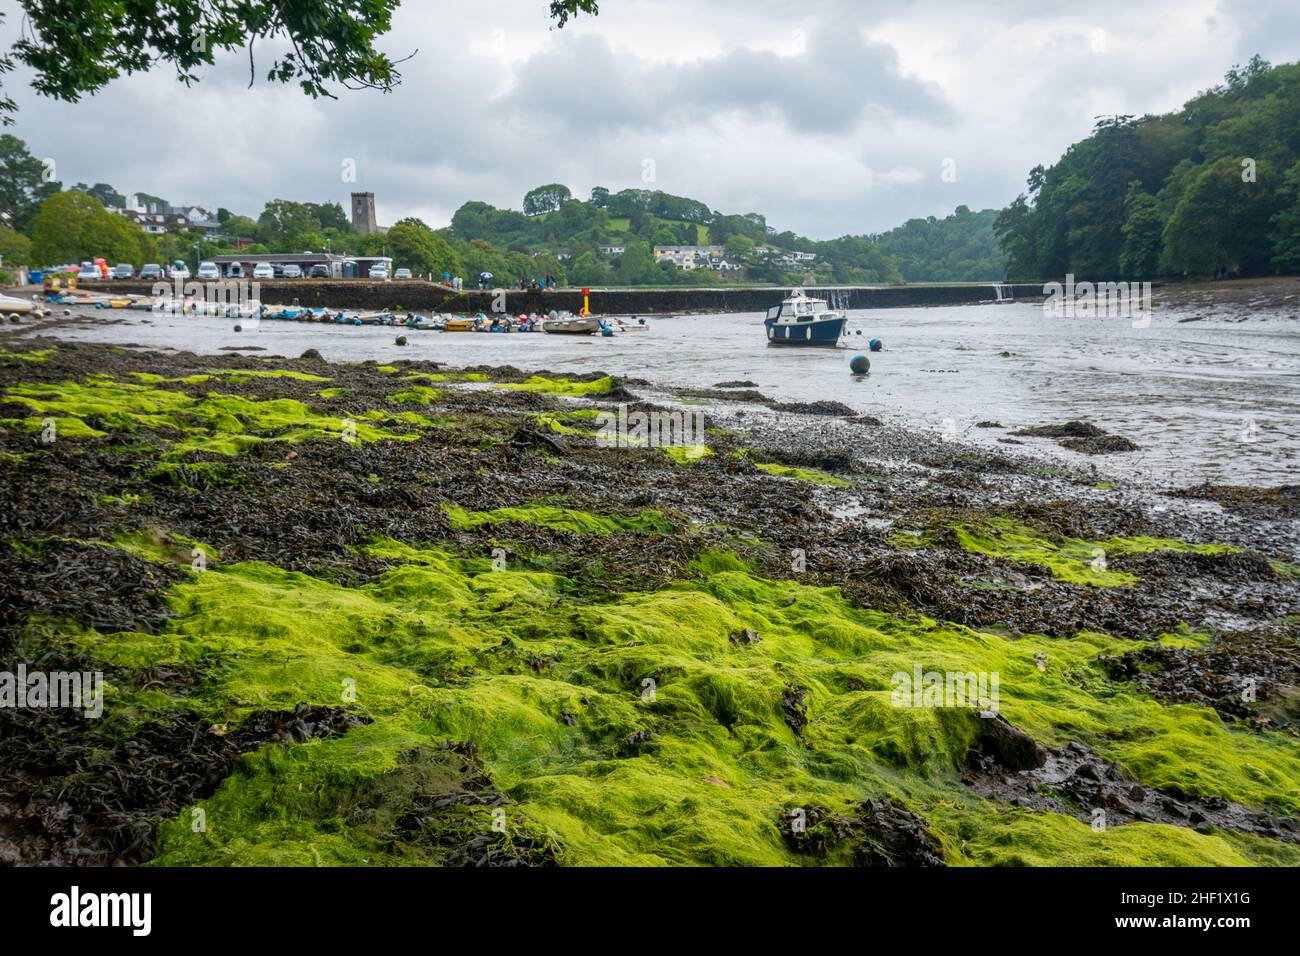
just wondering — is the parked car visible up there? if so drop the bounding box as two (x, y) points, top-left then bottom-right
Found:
(393, 268), (412, 279)
(252, 262), (275, 280)
(368, 264), (389, 279)
(112, 263), (135, 279)
(139, 263), (164, 281)
(282, 264), (302, 279)
(170, 263), (190, 279)
(226, 263), (244, 278)
(196, 261), (221, 280)
(309, 264), (331, 278)
(77, 262), (101, 281)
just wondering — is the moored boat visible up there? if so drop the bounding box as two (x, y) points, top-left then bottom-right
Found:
(543, 313), (601, 335)
(0, 293), (38, 314)
(763, 289), (846, 347)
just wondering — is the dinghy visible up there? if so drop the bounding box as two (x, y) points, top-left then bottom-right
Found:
(0, 293), (38, 314)
(543, 314), (601, 335)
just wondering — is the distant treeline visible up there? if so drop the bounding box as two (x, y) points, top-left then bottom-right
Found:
(446, 185), (1011, 285)
(995, 56), (1300, 280)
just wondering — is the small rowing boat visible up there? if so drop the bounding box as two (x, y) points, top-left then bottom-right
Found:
(0, 293), (38, 314)
(543, 314), (601, 335)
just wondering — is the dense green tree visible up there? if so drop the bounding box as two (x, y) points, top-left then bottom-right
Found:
(29, 190), (148, 265)
(224, 215), (262, 240)
(75, 182), (126, 209)
(1118, 183), (1163, 278)
(723, 234), (755, 261)
(522, 184), (572, 217)
(568, 251), (611, 286)
(993, 195), (1036, 280)
(0, 224), (32, 266)
(386, 220), (460, 277)
(615, 239), (655, 284)
(997, 57), (1300, 279)
(258, 200), (322, 249)
(1269, 161), (1300, 272)
(308, 201), (352, 233)
(876, 205), (1005, 281)
(0, 133), (57, 230)
(1163, 157), (1279, 276)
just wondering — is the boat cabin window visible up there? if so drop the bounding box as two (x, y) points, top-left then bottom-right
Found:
(780, 305), (795, 317)
(766, 305), (781, 320)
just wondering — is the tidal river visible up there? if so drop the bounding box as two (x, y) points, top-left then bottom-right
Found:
(44, 294), (1300, 487)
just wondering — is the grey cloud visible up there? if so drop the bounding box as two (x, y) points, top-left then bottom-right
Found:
(1210, 0), (1300, 64)
(496, 24), (954, 133)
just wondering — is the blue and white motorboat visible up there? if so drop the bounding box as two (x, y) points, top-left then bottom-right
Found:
(763, 289), (847, 347)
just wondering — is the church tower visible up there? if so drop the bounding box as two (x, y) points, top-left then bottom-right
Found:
(351, 192), (377, 236)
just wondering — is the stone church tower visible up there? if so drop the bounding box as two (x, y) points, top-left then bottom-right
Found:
(351, 192), (377, 236)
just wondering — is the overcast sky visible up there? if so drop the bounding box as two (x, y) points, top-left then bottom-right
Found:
(2, 0), (1298, 238)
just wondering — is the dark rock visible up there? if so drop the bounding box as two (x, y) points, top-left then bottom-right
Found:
(781, 687), (810, 737)
(1014, 420), (1105, 438)
(1061, 434), (1140, 454)
(975, 715), (1047, 771)
(767, 399), (858, 417)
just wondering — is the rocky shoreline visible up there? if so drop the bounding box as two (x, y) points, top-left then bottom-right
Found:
(0, 335), (1296, 866)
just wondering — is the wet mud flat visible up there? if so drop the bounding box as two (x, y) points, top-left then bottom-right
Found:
(0, 335), (1297, 867)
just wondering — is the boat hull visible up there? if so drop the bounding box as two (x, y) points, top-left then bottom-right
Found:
(544, 318), (601, 335)
(0, 293), (36, 314)
(764, 316), (845, 347)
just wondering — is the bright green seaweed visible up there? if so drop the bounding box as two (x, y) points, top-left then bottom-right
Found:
(949, 517), (1242, 587)
(45, 529), (1299, 867)
(443, 504), (676, 536)
(1, 376), (434, 468)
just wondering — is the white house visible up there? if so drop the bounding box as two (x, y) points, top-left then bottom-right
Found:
(652, 244), (722, 269)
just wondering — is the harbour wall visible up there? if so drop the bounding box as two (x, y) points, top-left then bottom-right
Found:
(80, 281), (1048, 315)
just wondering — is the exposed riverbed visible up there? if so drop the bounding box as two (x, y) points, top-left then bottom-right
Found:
(21, 280), (1300, 486)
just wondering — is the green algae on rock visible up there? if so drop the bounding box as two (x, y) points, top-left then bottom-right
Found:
(496, 375), (614, 396)
(947, 517), (1242, 587)
(751, 460), (852, 487)
(442, 504), (676, 536)
(41, 531), (1300, 867)
(1, 375), (435, 471)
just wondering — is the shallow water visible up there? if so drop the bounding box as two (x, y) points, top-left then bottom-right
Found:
(44, 299), (1300, 486)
